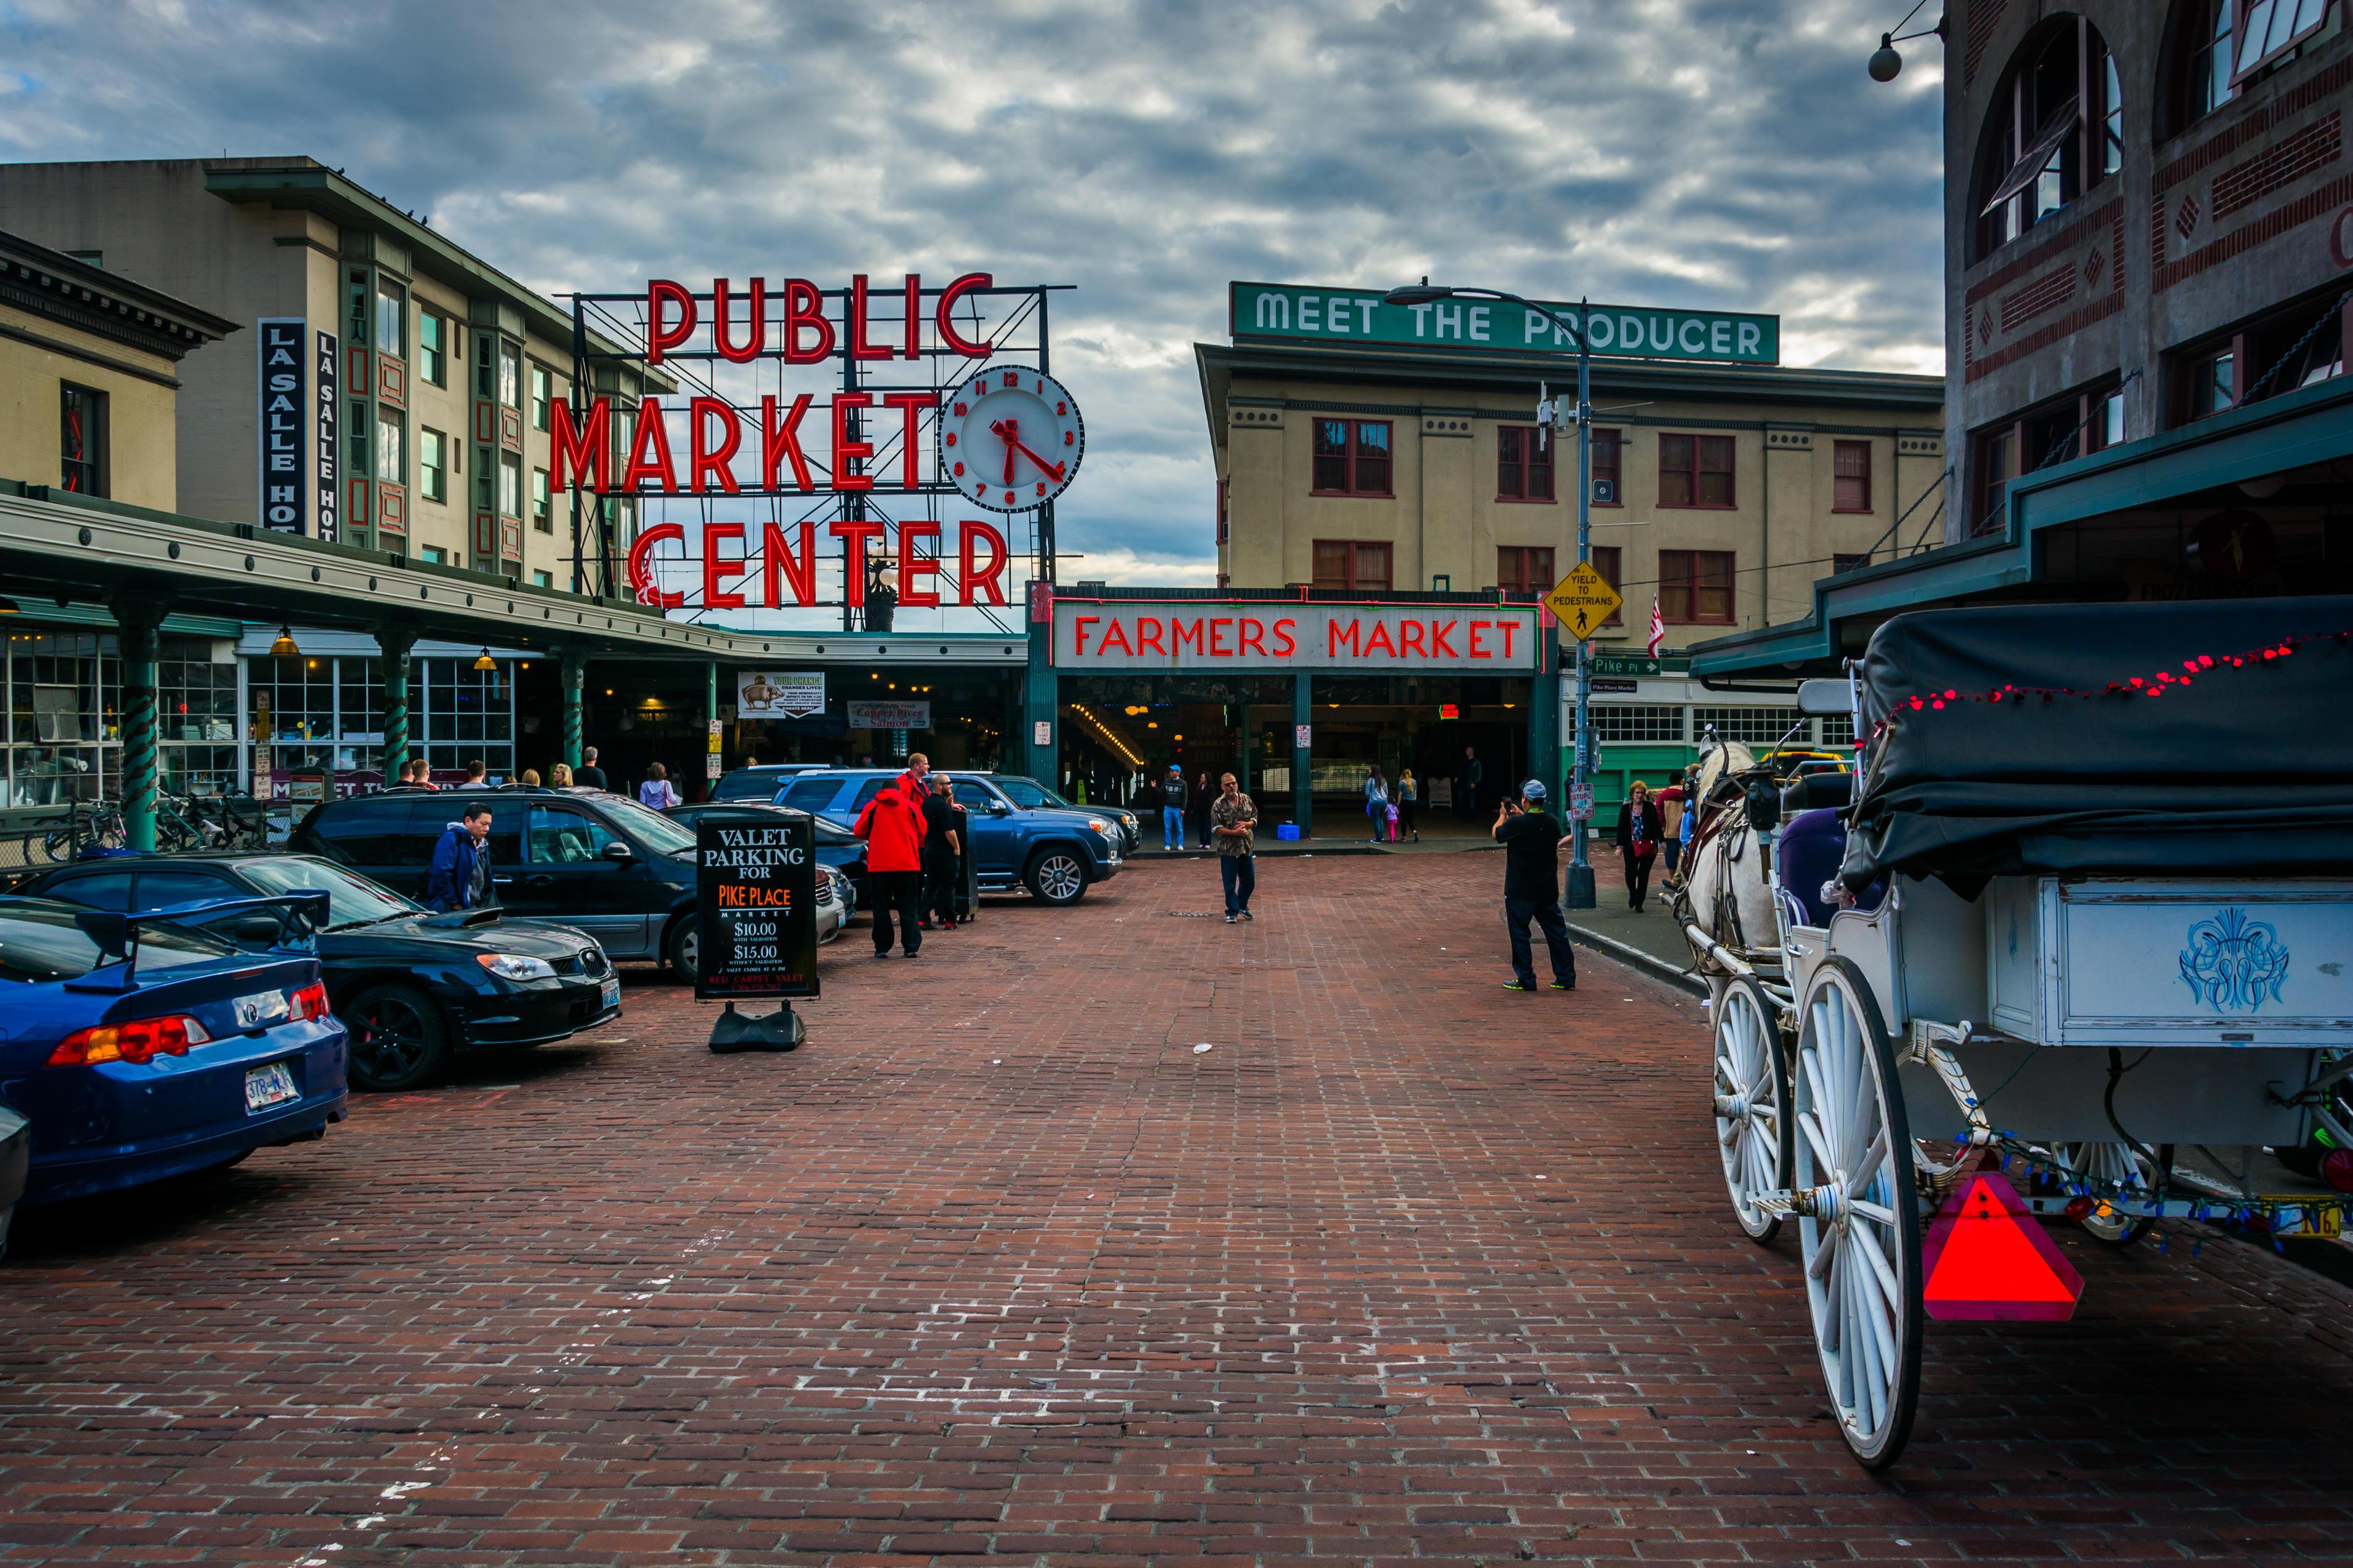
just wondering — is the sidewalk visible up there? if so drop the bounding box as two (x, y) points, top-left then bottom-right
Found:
(1563, 854), (1705, 994)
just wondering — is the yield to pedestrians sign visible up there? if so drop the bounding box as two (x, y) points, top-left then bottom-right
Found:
(1543, 561), (1624, 639)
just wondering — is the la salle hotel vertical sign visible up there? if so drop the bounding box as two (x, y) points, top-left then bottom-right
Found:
(256, 319), (339, 539)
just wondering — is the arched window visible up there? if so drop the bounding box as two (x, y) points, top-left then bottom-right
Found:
(2164, 1), (2336, 140)
(1973, 18), (2123, 260)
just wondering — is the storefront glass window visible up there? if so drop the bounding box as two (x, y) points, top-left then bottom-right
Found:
(6, 631), (106, 807)
(421, 658), (513, 775)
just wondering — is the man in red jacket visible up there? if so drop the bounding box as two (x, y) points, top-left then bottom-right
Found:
(856, 756), (929, 957)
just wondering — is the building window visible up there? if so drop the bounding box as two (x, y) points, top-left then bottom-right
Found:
(498, 452), (522, 519)
(420, 428), (448, 503)
(375, 280), (406, 358)
(1593, 705), (1685, 743)
(1832, 552), (1873, 576)
(63, 248), (101, 268)
(375, 415), (404, 484)
(534, 570), (554, 589)
(420, 311), (447, 386)
(1497, 425), (1554, 501)
(1216, 478), (1229, 545)
(1971, 427), (2016, 535)
(348, 271), (368, 345)
(1659, 549), (1735, 623)
(1973, 19), (2121, 259)
(59, 384), (105, 496)
(1590, 545), (1624, 626)
(1695, 707), (1808, 747)
(347, 401), (369, 479)
(1591, 428), (1622, 505)
(1310, 419), (1392, 496)
(2162, 0), (2331, 136)
(531, 467), (551, 532)
(1833, 440), (1872, 512)
(2181, 343), (2238, 422)
(1497, 546), (1555, 593)
(1658, 433), (1735, 508)
(2089, 384), (2128, 451)
(498, 341), (521, 409)
(474, 334), (494, 399)
(1311, 540), (1393, 591)
(421, 545), (447, 565)
(530, 365), (552, 431)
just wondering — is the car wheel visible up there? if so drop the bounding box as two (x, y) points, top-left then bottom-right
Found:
(667, 917), (700, 984)
(1025, 848), (1089, 906)
(345, 984), (452, 1092)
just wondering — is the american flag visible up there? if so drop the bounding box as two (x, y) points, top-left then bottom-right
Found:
(1647, 596), (1665, 657)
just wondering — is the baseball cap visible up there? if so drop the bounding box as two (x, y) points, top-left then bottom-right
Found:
(1521, 779), (1548, 801)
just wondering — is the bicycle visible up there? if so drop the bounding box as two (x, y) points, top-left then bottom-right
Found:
(21, 797), (126, 864)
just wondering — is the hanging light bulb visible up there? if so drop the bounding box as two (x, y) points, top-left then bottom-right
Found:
(269, 626), (299, 657)
(472, 648), (497, 672)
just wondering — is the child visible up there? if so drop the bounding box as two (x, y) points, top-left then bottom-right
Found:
(1385, 800), (1401, 842)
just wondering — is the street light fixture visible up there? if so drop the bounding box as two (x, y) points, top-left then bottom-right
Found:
(1383, 278), (1599, 909)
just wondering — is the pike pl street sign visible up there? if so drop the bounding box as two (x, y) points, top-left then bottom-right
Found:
(1544, 562), (1625, 640)
(1232, 282), (1779, 365)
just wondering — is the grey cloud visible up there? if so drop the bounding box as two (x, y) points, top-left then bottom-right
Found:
(1, 0), (1942, 568)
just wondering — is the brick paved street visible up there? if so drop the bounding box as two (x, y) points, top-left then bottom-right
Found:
(3, 854), (2350, 1566)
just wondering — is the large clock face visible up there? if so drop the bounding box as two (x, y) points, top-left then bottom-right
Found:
(938, 366), (1085, 513)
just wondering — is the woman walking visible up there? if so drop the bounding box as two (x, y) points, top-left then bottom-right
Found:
(1396, 768), (1419, 842)
(1191, 771), (1215, 847)
(1614, 779), (1664, 912)
(640, 761), (682, 811)
(1364, 765), (1390, 842)
(549, 761), (573, 789)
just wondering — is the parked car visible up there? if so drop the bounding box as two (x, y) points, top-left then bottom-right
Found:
(0, 894), (347, 1205)
(713, 763), (827, 802)
(17, 852), (622, 1091)
(289, 787), (846, 982)
(663, 802), (860, 924)
(772, 769), (1123, 906)
(996, 776), (1141, 854)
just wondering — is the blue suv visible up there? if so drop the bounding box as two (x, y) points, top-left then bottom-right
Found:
(773, 770), (1124, 906)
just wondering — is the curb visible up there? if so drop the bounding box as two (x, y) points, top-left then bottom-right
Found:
(1567, 924), (1708, 998)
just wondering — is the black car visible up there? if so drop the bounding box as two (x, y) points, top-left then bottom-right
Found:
(288, 786), (847, 979)
(15, 852), (619, 1092)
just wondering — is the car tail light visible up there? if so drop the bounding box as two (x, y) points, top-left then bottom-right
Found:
(48, 1013), (213, 1067)
(289, 982), (331, 1024)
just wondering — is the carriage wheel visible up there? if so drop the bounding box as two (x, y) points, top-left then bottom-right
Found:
(1793, 957), (1923, 1470)
(2054, 1142), (2173, 1247)
(1713, 976), (1793, 1243)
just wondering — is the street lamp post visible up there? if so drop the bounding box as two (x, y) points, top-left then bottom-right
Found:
(1382, 280), (1598, 908)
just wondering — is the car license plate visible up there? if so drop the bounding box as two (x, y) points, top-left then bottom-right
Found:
(601, 975), (620, 1011)
(244, 1061), (298, 1113)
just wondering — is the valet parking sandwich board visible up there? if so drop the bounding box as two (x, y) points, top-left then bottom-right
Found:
(697, 813), (819, 1052)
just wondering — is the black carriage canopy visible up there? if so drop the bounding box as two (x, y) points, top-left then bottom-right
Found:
(1841, 596), (2353, 894)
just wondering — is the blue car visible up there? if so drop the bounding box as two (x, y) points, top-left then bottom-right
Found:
(771, 769), (1124, 906)
(0, 894), (348, 1206)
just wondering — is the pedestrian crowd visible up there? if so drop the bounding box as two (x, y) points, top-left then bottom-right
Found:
(849, 753), (973, 958)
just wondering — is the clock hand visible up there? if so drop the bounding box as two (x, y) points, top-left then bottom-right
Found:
(989, 420), (1066, 482)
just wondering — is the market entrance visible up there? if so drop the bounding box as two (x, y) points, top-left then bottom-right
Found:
(1030, 590), (1555, 839)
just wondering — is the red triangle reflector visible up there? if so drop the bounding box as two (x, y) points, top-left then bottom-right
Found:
(1921, 1171), (2084, 1322)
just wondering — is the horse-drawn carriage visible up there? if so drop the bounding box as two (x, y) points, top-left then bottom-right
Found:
(1672, 597), (2353, 1467)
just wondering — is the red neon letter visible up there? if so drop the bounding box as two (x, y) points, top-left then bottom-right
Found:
(689, 397), (742, 494)
(711, 276), (767, 363)
(1137, 617), (1166, 656)
(1173, 618), (1206, 657)
(1400, 620), (1427, 660)
(646, 280), (696, 365)
(848, 273), (894, 361)
(936, 272), (994, 357)
(1501, 619), (1520, 660)
(832, 391), (873, 492)
(1364, 620), (1396, 657)
(1073, 615), (1100, 655)
(1101, 618), (1134, 656)
(1328, 619), (1363, 657)
(830, 518), (885, 607)
(760, 394), (816, 490)
(1430, 620), (1458, 658)
(882, 391), (936, 490)
(1209, 617), (1233, 657)
(626, 521), (686, 609)
(782, 278), (833, 363)
(1469, 620), (1493, 658)
(903, 273), (922, 360)
(1238, 618), (1266, 657)
(958, 519), (1009, 605)
(762, 520), (817, 607)
(549, 396), (609, 491)
(620, 396), (677, 492)
(898, 520), (941, 608)
(1271, 618), (1297, 657)
(702, 522), (747, 610)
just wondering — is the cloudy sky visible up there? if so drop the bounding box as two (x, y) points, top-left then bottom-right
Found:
(1, 0), (1944, 584)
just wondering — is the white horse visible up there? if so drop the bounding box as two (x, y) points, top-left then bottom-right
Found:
(1671, 740), (1780, 976)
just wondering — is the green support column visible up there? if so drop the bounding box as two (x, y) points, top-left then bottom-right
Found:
(705, 659), (720, 800)
(1024, 604), (1058, 786)
(560, 653), (586, 771)
(1292, 674), (1312, 835)
(378, 625), (417, 783)
(112, 598), (167, 854)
